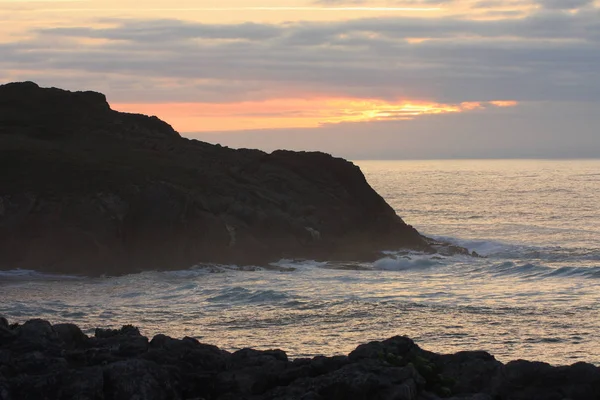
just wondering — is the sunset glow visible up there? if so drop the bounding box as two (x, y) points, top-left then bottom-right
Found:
(2, 0), (598, 158)
(24, 7), (443, 12)
(489, 101), (519, 108)
(113, 98), (518, 132)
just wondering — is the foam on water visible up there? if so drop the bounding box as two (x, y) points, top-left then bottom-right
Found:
(206, 287), (291, 304)
(373, 256), (444, 271)
(430, 235), (519, 257)
(0, 269), (84, 282)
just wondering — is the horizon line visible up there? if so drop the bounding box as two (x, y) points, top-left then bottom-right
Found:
(350, 157), (600, 161)
(15, 7), (443, 12)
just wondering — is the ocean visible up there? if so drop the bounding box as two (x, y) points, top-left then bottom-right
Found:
(1, 159), (599, 365)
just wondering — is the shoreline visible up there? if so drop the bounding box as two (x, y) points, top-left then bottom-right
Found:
(1, 318), (599, 400)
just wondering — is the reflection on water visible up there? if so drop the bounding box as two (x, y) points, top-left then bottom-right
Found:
(359, 159), (600, 250)
(2, 160), (600, 365)
(2, 256), (599, 365)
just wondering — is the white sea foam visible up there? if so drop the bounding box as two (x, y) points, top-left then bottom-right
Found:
(429, 235), (516, 256)
(373, 256), (444, 271)
(206, 287), (291, 303)
(0, 269), (83, 281)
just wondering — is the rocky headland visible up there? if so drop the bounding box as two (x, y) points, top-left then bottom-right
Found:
(0, 82), (469, 275)
(1, 317), (598, 400)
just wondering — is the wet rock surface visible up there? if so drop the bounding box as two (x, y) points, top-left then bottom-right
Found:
(1, 318), (598, 400)
(0, 82), (469, 276)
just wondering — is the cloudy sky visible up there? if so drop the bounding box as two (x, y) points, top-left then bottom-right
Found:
(2, 0), (599, 159)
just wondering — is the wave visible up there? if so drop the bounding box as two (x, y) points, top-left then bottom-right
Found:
(152, 264), (273, 279)
(487, 261), (552, 278)
(2, 233), (599, 284)
(427, 235), (516, 257)
(544, 266), (600, 279)
(430, 235), (600, 262)
(206, 287), (291, 304)
(476, 261), (600, 280)
(0, 269), (84, 282)
(271, 259), (328, 270)
(373, 256), (444, 271)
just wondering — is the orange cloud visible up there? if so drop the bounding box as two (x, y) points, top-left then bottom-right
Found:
(113, 97), (518, 132)
(489, 100), (519, 107)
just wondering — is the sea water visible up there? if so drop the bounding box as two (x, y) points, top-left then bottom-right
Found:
(1, 159), (599, 365)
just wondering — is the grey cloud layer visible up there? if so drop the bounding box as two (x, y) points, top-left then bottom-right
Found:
(2, 9), (600, 103)
(537, 0), (596, 9)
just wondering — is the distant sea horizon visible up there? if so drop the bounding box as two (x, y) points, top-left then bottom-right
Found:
(351, 157), (600, 160)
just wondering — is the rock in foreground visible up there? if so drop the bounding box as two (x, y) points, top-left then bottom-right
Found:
(0, 82), (465, 275)
(1, 318), (598, 400)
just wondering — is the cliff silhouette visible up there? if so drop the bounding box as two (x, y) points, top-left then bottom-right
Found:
(0, 82), (465, 274)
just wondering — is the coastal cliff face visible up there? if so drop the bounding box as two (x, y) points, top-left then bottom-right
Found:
(0, 82), (438, 275)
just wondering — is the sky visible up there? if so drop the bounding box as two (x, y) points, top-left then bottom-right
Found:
(2, 0), (599, 159)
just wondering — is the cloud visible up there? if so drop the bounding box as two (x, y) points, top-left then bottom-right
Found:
(2, 5), (599, 159)
(40, 20), (283, 42)
(313, 0), (452, 4)
(536, 0), (595, 9)
(315, 0), (595, 10)
(192, 102), (600, 159)
(2, 8), (600, 105)
(111, 98), (516, 132)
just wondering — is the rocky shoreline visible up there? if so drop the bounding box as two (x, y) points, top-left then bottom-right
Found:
(1, 318), (598, 400)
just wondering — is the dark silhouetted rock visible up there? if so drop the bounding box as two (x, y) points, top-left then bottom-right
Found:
(103, 359), (181, 400)
(1, 318), (598, 400)
(12, 319), (60, 353)
(0, 82), (467, 275)
(57, 367), (105, 400)
(429, 351), (502, 395)
(53, 323), (88, 349)
(495, 359), (600, 400)
(0, 316), (14, 345)
(95, 325), (141, 339)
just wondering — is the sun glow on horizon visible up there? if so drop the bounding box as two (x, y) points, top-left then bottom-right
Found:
(112, 98), (518, 132)
(489, 100), (519, 107)
(25, 7), (442, 11)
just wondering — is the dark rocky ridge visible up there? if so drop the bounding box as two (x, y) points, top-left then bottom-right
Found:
(0, 82), (467, 275)
(1, 317), (598, 400)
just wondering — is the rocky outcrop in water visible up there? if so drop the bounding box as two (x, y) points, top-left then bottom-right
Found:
(0, 318), (598, 400)
(0, 81), (469, 275)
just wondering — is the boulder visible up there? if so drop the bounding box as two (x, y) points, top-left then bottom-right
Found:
(56, 367), (104, 400)
(53, 323), (88, 349)
(12, 319), (59, 353)
(494, 360), (600, 400)
(91, 325), (149, 358)
(0, 317), (15, 345)
(103, 359), (181, 400)
(432, 351), (502, 395)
